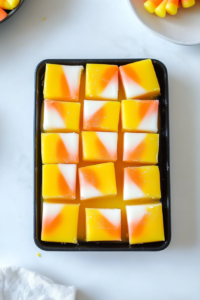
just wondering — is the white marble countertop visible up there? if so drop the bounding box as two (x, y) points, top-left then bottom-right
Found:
(0, 0), (200, 299)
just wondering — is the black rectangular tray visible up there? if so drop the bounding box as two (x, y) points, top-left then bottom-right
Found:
(34, 58), (171, 251)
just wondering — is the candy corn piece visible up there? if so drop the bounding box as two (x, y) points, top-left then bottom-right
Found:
(41, 100), (81, 133)
(82, 131), (118, 162)
(79, 163), (117, 200)
(41, 133), (79, 164)
(119, 60), (160, 99)
(126, 203), (165, 244)
(0, 7), (7, 21)
(83, 100), (120, 132)
(7, 0), (20, 8)
(121, 100), (159, 133)
(181, 0), (195, 7)
(0, 0), (12, 9)
(166, 0), (179, 15)
(43, 64), (83, 101)
(155, 0), (168, 17)
(123, 166), (161, 201)
(41, 202), (79, 243)
(42, 164), (77, 200)
(85, 64), (118, 101)
(86, 208), (121, 242)
(144, 0), (163, 13)
(123, 133), (159, 164)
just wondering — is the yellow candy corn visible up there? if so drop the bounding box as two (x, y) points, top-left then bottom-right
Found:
(0, 0), (12, 9)
(155, 0), (168, 17)
(181, 0), (195, 7)
(7, 0), (20, 8)
(166, 0), (179, 15)
(144, 0), (163, 13)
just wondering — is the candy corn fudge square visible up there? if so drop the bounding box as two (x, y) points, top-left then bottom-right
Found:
(86, 208), (121, 242)
(119, 59), (160, 99)
(41, 133), (79, 164)
(85, 64), (118, 100)
(41, 100), (81, 133)
(42, 164), (77, 200)
(83, 100), (120, 132)
(79, 162), (117, 200)
(41, 202), (79, 243)
(123, 133), (159, 164)
(82, 131), (118, 162)
(121, 100), (159, 133)
(123, 166), (161, 201)
(43, 64), (83, 101)
(126, 203), (165, 244)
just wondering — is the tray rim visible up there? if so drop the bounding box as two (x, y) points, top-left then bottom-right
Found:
(34, 58), (171, 252)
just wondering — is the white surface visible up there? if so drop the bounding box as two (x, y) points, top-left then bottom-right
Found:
(0, 267), (76, 300)
(0, 0), (200, 299)
(128, 0), (200, 45)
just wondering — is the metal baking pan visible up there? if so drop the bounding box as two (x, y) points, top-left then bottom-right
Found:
(34, 58), (171, 251)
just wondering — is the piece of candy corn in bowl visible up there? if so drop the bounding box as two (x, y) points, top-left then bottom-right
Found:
(144, 0), (196, 18)
(0, 0), (24, 23)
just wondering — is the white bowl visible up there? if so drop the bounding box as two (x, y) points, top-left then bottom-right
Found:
(128, 0), (200, 45)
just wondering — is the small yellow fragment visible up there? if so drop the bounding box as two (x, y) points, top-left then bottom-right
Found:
(37, 253), (41, 257)
(42, 17), (46, 21)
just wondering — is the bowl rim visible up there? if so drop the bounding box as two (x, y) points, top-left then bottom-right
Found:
(0, 0), (25, 25)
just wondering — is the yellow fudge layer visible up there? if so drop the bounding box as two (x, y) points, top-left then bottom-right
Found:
(42, 164), (77, 200)
(121, 100), (159, 133)
(123, 166), (161, 201)
(85, 64), (118, 100)
(123, 133), (159, 164)
(43, 64), (83, 101)
(83, 100), (120, 132)
(86, 208), (121, 242)
(82, 131), (118, 162)
(126, 203), (165, 244)
(119, 59), (160, 99)
(78, 162), (117, 200)
(41, 133), (79, 164)
(41, 202), (79, 243)
(41, 100), (81, 133)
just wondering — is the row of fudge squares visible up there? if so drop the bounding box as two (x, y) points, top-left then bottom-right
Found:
(41, 99), (159, 133)
(44, 59), (160, 102)
(42, 163), (161, 201)
(41, 202), (165, 244)
(41, 132), (159, 164)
